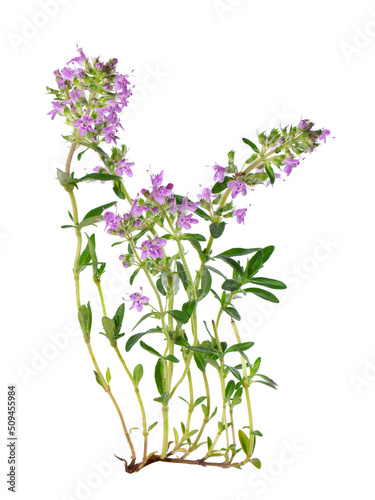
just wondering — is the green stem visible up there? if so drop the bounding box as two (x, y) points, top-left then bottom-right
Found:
(64, 142), (136, 460)
(231, 319), (254, 457)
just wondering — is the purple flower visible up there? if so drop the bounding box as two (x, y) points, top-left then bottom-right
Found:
(102, 124), (118, 144)
(227, 179), (247, 199)
(283, 157), (300, 176)
(116, 159), (134, 177)
(47, 101), (64, 120)
(70, 89), (84, 102)
(197, 186), (217, 203)
(168, 197), (177, 215)
(73, 115), (95, 136)
(130, 199), (147, 218)
(140, 237), (167, 260)
(177, 213), (199, 230)
(103, 210), (122, 232)
(299, 120), (307, 130)
(150, 171), (173, 204)
(67, 45), (86, 66)
(212, 164), (226, 183)
(177, 196), (200, 213)
(127, 289), (150, 312)
(114, 74), (131, 92)
(60, 66), (75, 82)
(277, 137), (285, 145)
(119, 254), (130, 268)
(233, 208), (248, 224)
(319, 129), (331, 143)
(96, 63), (103, 70)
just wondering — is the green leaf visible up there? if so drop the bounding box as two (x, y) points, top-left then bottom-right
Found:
(209, 222), (226, 239)
(264, 162), (275, 184)
(252, 357), (261, 375)
(132, 312), (157, 331)
(181, 233), (206, 242)
(182, 300), (196, 319)
(79, 141), (109, 159)
(243, 288), (279, 303)
(261, 245), (275, 264)
(102, 317), (116, 344)
(113, 180), (126, 199)
(77, 148), (88, 161)
(130, 267), (141, 285)
(176, 261), (189, 290)
(148, 422), (158, 432)
(140, 341), (163, 358)
(225, 365), (241, 381)
(255, 373), (278, 386)
(217, 255), (243, 275)
(238, 430), (250, 456)
(225, 342), (254, 354)
(85, 233), (98, 276)
(217, 248), (260, 258)
(198, 268), (212, 301)
(154, 358), (165, 395)
(81, 201), (117, 223)
(93, 370), (105, 389)
(133, 364), (144, 386)
(242, 137), (260, 154)
(222, 306), (241, 321)
(125, 327), (162, 352)
(76, 173), (121, 183)
(204, 265), (227, 280)
(156, 277), (167, 296)
(212, 176), (232, 194)
(193, 351), (206, 373)
(194, 396), (207, 408)
(222, 279), (242, 292)
(153, 391), (170, 406)
(248, 277), (286, 289)
(250, 458), (261, 469)
(56, 168), (72, 187)
(225, 380), (235, 398)
(186, 345), (220, 356)
(245, 250), (263, 278)
(167, 310), (190, 324)
(165, 355), (180, 363)
(186, 238), (204, 257)
(113, 303), (125, 335)
(78, 303), (92, 340)
(106, 367), (111, 384)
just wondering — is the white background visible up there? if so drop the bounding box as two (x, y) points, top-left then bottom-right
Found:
(1, 0), (375, 499)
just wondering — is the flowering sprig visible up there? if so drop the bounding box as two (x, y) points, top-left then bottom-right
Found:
(49, 46), (331, 475)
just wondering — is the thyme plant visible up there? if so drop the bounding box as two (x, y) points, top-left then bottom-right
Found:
(47, 46), (330, 473)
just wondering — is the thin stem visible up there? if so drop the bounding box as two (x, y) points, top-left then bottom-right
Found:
(63, 142), (136, 460)
(231, 319), (254, 457)
(86, 340), (136, 461)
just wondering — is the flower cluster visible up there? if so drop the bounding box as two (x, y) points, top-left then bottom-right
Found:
(47, 44), (132, 146)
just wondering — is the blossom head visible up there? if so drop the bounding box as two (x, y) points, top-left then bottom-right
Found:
(283, 157), (300, 176)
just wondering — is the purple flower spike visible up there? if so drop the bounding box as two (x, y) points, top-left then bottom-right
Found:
(233, 208), (248, 224)
(212, 164), (226, 183)
(283, 157), (300, 176)
(227, 179), (247, 199)
(140, 237), (167, 260)
(127, 289), (149, 312)
(177, 213), (199, 230)
(319, 129), (331, 143)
